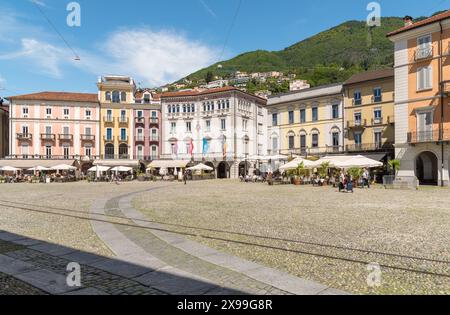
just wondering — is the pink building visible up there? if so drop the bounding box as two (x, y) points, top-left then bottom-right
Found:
(133, 89), (161, 161)
(7, 92), (100, 163)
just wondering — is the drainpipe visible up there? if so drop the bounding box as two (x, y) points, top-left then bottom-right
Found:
(439, 21), (444, 187)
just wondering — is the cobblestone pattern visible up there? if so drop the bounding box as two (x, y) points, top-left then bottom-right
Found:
(105, 194), (290, 295)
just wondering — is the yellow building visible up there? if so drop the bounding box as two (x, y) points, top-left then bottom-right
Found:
(343, 69), (395, 160)
(267, 83), (344, 157)
(97, 75), (136, 162)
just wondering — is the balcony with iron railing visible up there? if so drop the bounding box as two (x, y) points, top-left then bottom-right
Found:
(104, 116), (114, 124)
(81, 135), (95, 142)
(40, 133), (56, 141)
(415, 46), (433, 61)
(101, 154), (130, 160)
(16, 133), (33, 141)
(149, 117), (159, 125)
(407, 128), (450, 144)
(371, 116), (393, 126)
(149, 135), (159, 143)
(135, 136), (145, 143)
(58, 134), (73, 141)
(280, 145), (345, 157)
(347, 119), (367, 129)
(118, 117), (129, 125)
(346, 142), (394, 153)
(5, 154), (100, 161)
(118, 135), (128, 143)
(135, 117), (145, 125)
(103, 136), (115, 143)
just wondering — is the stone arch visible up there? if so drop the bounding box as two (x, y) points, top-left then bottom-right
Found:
(415, 151), (438, 186)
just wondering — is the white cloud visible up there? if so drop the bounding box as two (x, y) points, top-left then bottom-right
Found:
(0, 6), (220, 87)
(0, 38), (72, 78)
(97, 29), (219, 86)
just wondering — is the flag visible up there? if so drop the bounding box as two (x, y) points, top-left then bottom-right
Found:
(202, 138), (209, 155)
(189, 139), (194, 156)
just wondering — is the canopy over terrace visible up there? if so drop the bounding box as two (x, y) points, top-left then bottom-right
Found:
(187, 163), (214, 172)
(315, 155), (383, 169)
(93, 160), (140, 168)
(148, 160), (191, 169)
(279, 158), (319, 172)
(0, 160), (77, 170)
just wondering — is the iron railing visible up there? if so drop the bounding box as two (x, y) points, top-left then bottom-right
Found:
(40, 134), (56, 141)
(16, 133), (33, 141)
(346, 142), (394, 152)
(407, 128), (450, 144)
(415, 46), (433, 61)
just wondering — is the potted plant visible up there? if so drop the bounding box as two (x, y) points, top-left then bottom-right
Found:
(318, 162), (331, 186)
(348, 167), (363, 186)
(388, 159), (401, 179)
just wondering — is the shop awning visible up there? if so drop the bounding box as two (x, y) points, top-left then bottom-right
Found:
(0, 159), (76, 169)
(148, 160), (190, 169)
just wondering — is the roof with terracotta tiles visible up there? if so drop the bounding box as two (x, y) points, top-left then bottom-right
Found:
(7, 91), (98, 103)
(344, 68), (394, 86)
(387, 10), (450, 37)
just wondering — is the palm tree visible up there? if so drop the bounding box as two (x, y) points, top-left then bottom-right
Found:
(388, 159), (401, 178)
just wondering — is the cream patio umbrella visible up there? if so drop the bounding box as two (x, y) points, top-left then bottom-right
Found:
(187, 163), (214, 172)
(27, 166), (51, 172)
(51, 164), (77, 171)
(336, 155), (383, 169)
(0, 166), (22, 172)
(279, 158), (319, 172)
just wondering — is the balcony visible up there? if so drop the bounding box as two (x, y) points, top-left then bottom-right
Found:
(118, 136), (128, 143)
(407, 129), (450, 144)
(58, 134), (73, 141)
(16, 133), (32, 141)
(443, 80), (450, 95)
(118, 117), (129, 125)
(104, 116), (114, 124)
(40, 134), (56, 141)
(135, 136), (145, 143)
(280, 146), (344, 157)
(371, 95), (383, 103)
(135, 117), (145, 125)
(149, 136), (159, 143)
(347, 119), (367, 129)
(149, 117), (159, 125)
(346, 143), (394, 153)
(102, 154), (130, 160)
(415, 46), (433, 61)
(81, 135), (95, 142)
(103, 136), (115, 143)
(371, 116), (393, 126)
(5, 155), (100, 161)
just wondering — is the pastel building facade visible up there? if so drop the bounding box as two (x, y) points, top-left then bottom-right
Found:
(0, 105), (8, 158)
(160, 87), (268, 178)
(267, 83), (344, 157)
(7, 92), (100, 160)
(133, 89), (161, 161)
(388, 11), (450, 186)
(343, 69), (395, 161)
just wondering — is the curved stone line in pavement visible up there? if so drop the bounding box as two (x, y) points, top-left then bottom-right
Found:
(91, 187), (347, 295)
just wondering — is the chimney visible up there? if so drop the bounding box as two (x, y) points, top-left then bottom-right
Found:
(403, 16), (413, 27)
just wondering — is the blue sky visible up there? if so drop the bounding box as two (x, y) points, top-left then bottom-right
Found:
(0, 0), (448, 96)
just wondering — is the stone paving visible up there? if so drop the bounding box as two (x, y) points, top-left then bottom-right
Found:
(89, 188), (346, 295)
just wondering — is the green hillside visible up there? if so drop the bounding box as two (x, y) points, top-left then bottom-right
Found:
(183, 17), (405, 90)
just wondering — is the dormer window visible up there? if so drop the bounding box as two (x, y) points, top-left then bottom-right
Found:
(144, 94), (151, 103)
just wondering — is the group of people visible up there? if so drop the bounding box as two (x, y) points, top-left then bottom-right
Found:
(338, 169), (371, 193)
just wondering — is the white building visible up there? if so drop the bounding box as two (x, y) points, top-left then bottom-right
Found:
(289, 80), (311, 92)
(160, 87), (268, 178)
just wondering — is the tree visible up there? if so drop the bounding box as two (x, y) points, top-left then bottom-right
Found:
(205, 71), (214, 83)
(388, 159), (401, 178)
